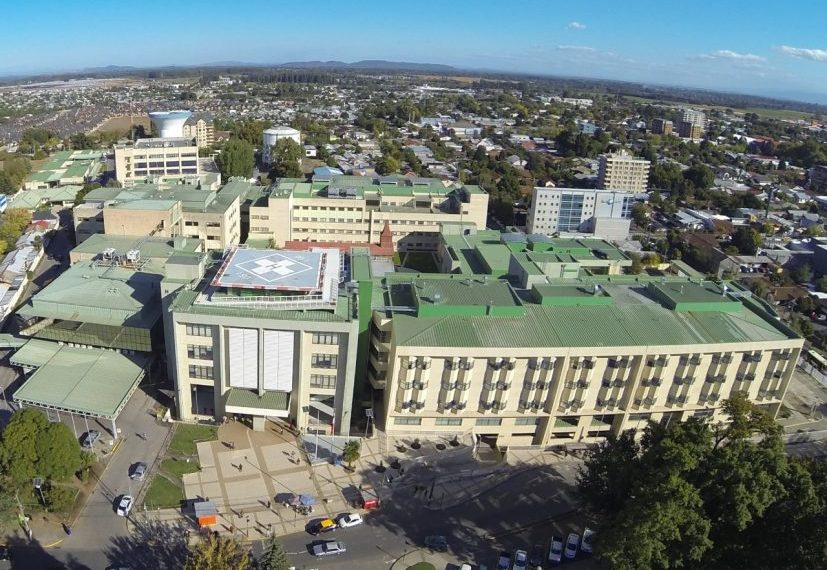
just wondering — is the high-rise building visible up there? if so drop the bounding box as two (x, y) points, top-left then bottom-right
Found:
(678, 108), (706, 139)
(597, 151), (650, 193)
(164, 247), (358, 434)
(114, 138), (200, 186)
(651, 118), (673, 136)
(527, 187), (635, 240)
(183, 118), (215, 149)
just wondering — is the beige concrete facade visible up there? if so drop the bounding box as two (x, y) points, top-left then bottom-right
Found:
(250, 184), (489, 251)
(114, 138), (200, 186)
(597, 152), (650, 193)
(183, 119), (215, 149)
(376, 335), (802, 448)
(165, 311), (359, 436)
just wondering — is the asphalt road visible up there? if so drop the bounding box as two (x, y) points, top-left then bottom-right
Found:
(273, 464), (591, 570)
(11, 390), (171, 570)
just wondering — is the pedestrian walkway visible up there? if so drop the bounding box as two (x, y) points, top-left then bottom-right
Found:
(140, 420), (586, 540)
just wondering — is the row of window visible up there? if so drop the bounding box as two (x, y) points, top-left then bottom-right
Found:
(186, 324), (212, 337)
(393, 417), (540, 427)
(310, 374), (337, 389)
(189, 365), (214, 380)
(187, 345), (213, 361)
(312, 333), (339, 345)
(311, 354), (338, 369)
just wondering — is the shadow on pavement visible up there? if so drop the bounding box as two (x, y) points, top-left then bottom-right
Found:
(104, 517), (190, 569)
(5, 534), (90, 570)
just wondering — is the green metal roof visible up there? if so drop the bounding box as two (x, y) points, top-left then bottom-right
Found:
(9, 185), (83, 209)
(71, 234), (203, 259)
(647, 281), (740, 312)
(18, 260), (164, 329)
(225, 388), (289, 411)
(12, 340), (147, 419)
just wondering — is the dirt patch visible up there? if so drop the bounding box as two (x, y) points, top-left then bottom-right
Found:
(91, 115), (150, 134)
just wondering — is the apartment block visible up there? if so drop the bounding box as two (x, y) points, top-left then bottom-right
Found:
(248, 175), (489, 251)
(651, 118), (673, 136)
(678, 108), (706, 139)
(114, 138), (201, 186)
(183, 118), (215, 149)
(597, 152), (650, 192)
(526, 187), (635, 240)
(163, 247), (359, 435)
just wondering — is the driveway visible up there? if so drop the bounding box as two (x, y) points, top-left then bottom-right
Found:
(10, 390), (171, 569)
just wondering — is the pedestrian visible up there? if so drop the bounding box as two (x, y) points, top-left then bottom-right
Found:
(267, 500), (271, 509)
(239, 464), (243, 472)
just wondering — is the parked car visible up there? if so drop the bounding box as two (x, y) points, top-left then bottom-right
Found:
(513, 549), (528, 570)
(0, 545), (10, 560)
(581, 528), (595, 553)
(311, 540), (346, 557)
(548, 536), (563, 564)
(130, 462), (147, 481)
(336, 513), (363, 528)
(115, 495), (133, 517)
(308, 518), (337, 535)
(497, 551), (511, 570)
(564, 533), (580, 560)
(424, 535), (448, 552)
(81, 430), (101, 448)
(529, 544), (544, 567)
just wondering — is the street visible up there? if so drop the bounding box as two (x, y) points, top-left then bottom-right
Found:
(273, 465), (593, 570)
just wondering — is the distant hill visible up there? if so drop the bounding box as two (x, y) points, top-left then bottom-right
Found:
(279, 60), (456, 72)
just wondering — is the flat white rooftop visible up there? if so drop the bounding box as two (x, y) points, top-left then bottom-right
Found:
(212, 249), (324, 292)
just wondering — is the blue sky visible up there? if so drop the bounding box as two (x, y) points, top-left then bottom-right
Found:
(5, 0), (827, 103)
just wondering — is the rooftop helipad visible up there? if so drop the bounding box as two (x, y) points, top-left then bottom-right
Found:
(211, 249), (324, 292)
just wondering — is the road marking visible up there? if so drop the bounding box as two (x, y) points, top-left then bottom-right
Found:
(43, 539), (64, 548)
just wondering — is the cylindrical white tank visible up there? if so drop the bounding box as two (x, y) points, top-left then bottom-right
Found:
(149, 110), (192, 138)
(262, 126), (301, 164)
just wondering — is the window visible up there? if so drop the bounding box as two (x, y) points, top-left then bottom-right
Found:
(435, 418), (462, 426)
(515, 417), (539, 426)
(186, 324), (212, 337)
(311, 354), (338, 369)
(187, 345), (213, 360)
(393, 417), (422, 426)
(312, 333), (339, 345)
(475, 418), (502, 427)
(310, 374), (336, 389)
(188, 365), (214, 380)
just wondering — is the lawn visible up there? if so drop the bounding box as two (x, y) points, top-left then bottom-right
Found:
(406, 564), (436, 570)
(161, 457), (201, 478)
(143, 475), (183, 509)
(403, 252), (438, 273)
(168, 423), (217, 456)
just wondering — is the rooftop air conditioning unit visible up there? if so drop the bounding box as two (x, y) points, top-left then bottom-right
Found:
(125, 249), (141, 263)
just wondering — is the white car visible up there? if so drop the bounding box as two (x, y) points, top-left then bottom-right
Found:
(564, 533), (580, 559)
(311, 540), (346, 557)
(548, 536), (563, 564)
(116, 495), (133, 517)
(337, 513), (363, 528)
(513, 549), (528, 570)
(581, 527), (596, 553)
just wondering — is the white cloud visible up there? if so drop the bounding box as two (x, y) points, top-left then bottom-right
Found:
(557, 45), (596, 52)
(779, 45), (827, 62)
(701, 49), (766, 63)
(566, 21), (586, 30)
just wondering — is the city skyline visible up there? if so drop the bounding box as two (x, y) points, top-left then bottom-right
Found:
(4, 0), (827, 104)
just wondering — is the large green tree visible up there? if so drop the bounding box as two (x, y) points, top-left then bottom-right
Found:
(0, 409), (86, 487)
(217, 139), (255, 179)
(577, 394), (827, 569)
(730, 226), (762, 255)
(269, 138), (303, 178)
(184, 533), (249, 570)
(255, 534), (290, 570)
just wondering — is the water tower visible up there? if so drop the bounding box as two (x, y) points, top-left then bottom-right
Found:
(148, 110), (192, 138)
(262, 126), (301, 164)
